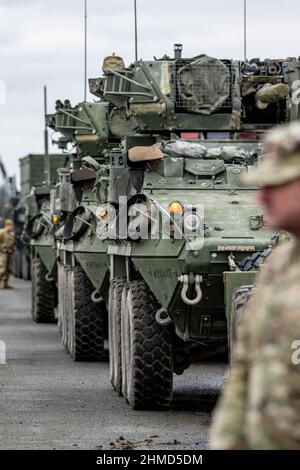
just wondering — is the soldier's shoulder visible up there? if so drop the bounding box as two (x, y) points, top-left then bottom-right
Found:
(262, 239), (296, 276)
(271, 239), (294, 259)
(256, 241), (293, 284)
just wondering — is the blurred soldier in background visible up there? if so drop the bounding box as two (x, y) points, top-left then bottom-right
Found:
(0, 219), (15, 289)
(210, 122), (300, 450)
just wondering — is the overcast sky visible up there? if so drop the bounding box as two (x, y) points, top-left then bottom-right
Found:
(1, 0), (300, 181)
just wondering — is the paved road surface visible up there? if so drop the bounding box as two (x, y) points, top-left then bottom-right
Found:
(0, 278), (226, 450)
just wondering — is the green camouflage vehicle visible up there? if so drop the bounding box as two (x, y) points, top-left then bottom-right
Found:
(12, 154), (46, 281)
(47, 66), (135, 360)
(0, 155), (18, 225)
(23, 152), (69, 323)
(0, 155), (24, 277)
(91, 46), (300, 409)
(0, 155), (19, 220)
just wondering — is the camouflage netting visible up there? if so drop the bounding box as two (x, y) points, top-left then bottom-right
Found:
(102, 55), (125, 72)
(177, 56), (231, 115)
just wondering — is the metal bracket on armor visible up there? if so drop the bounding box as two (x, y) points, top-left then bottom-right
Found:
(81, 156), (101, 171)
(228, 254), (240, 272)
(74, 215), (93, 229)
(91, 290), (104, 304)
(178, 274), (203, 306)
(155, 308), (173, 326)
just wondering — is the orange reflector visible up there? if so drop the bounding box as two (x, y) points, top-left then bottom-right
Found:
(168, 201), (184, 215)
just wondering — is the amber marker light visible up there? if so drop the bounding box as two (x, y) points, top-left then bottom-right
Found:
(98, 209), (108, 220)
(51, 215), (59, 224)
(168, 201), (184, 215)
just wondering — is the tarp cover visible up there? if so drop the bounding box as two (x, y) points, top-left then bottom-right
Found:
(177, 56), (231, 115)
(157, 140), (207, 159)
(156, 141), (254, 162)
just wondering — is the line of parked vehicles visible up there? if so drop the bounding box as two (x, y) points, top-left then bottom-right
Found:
(10, 45), (300, 409)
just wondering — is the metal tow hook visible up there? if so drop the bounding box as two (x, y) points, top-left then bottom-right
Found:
(91, 290), (103, 304)
(45, 273), (54, 282)
(178, 274), (203, 306)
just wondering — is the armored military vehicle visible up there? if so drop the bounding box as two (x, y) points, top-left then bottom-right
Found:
(11, 154), (46, 280)
(24, 152), (69, 322)
(90, 45), (299, 409)
(0, 155), (18, 224)
(0, 155), (24, 277)
(47, 64), (135, 360)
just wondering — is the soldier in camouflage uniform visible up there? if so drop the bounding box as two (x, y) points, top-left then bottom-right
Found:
(210, 122), (300, 450)
(0, 219), (15, 289)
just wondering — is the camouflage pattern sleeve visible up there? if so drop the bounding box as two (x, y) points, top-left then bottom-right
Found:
(210, 241), (300, 450)
(209, 312), (250, 450)
(209, 247), (279, 450)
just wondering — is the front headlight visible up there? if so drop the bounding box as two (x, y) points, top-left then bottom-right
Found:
(184, 212), (202, 234)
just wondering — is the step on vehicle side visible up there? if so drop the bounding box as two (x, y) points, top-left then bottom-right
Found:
(91, 45), (300, 409)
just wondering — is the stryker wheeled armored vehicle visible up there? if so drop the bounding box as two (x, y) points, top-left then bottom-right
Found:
(12, 154), (47, 280)
(0, 155), (18, 224)
(25, 152), (69, 322)
(0, 155), (18, 223)
(90, 45), (300, 409)
(46, 61), (135, 360)
(0, 155), (24, 277)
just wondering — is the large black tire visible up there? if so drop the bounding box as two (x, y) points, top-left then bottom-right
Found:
(230, 285), (255, 365)
(122, 280), (173, 410)
(31, 257), (56, 323)
(57, 262), (69, 350)
(121, 283), (130, 399)
(238, 249), (271, 271)
(11, 253), (17, 277)
(109, 278), (126, 394)
(11, 252), (22, 278)
(68, 265), (106, 362)
(21, 254), (31, 281)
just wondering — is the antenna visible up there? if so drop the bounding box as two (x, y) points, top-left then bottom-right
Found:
(44, 85), (50, 184)
(134, 0), (138, 61)
(84, 0), (88, 101)
(244, 0), (247, 60)
(44, 85), (49, 157)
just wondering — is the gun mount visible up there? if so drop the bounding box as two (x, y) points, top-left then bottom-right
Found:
(89, 45), (300, 137)
(47, 99), (135, 158)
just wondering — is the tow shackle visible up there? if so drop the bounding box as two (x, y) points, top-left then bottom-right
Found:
(178, 274), (203, 306)
(45, 273), (54, 283)
(91, 290), (103, 304)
